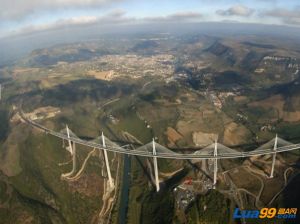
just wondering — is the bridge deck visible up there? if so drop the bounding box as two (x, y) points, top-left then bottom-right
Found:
(20, 111), (300, 160)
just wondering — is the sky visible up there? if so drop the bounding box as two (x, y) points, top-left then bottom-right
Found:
(0, 0), (300, 38)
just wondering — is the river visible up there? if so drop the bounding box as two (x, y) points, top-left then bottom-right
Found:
(118, 154), (131, 224)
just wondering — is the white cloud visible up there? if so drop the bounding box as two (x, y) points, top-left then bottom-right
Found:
(5, 10), (204, 37)
(216, 5), (255, 17)
(144, 11), (203, 23)
(0, 0), (122, 20)
(263, 7), (300, 25)
(264, 8), (299, 18)
(13, 9), (132, 35)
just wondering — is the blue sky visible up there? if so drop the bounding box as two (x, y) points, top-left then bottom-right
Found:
(0, 0), (300, 38)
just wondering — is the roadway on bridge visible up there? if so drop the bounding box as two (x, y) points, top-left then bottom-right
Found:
(20, 110), (300, 160)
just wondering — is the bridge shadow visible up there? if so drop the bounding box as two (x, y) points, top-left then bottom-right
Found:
(134, 156), (191, 192)
(135, 156), (156, 189)
(187, 159), (212, 181)
(163, 168), (189, 190)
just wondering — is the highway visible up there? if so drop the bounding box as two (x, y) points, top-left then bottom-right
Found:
(20, 111), (300, 160)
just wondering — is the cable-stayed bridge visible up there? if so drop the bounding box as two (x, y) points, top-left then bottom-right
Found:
(20, 110), (300, 192)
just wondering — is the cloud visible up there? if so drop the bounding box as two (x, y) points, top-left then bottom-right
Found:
(262, 7), (300, 25)
(264, 8), (300, 18)
(0, 0), (122, 20)
(13, 9), (133, 35)
(216, 5), (255, 17)
(6, 10), (203, 37)
(144, 11), (203, 23)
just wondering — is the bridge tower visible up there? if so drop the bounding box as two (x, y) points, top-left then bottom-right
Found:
(270, 134), (278, 178)
(213, 140), (218, 188)
(72, 141), (76, 174)
(102, 132), (114, 188)
(62, 125), (77, 177)
(152, 139), (160, 192)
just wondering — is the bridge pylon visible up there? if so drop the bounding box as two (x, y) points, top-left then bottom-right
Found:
(62, 125), (77, 178)
(152, 139), (160, 192)
(72, 141), (76, 175)
(213, 140), (218, 189)
(102, 132), (114, 188)
(270, 134), (278, 178)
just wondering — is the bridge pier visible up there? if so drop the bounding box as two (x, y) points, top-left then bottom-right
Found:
(66, 125), (73, 154)
(72, 141), (77, 176)
(270, 134), (278, 178)
(102, 132), (114, 188)
(62, 125), (76, 178)
(213, 140), (218, 189)
(152, 139), (160, 192)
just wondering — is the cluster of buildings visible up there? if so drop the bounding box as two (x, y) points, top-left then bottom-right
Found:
(174, 182), (196, 210)
(263, 55), (294, 62)
(85, 54), (175, 79)
(262, 55), (300, 73)
(174, 174), (213, 211)
(23, 106), (60, 121)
